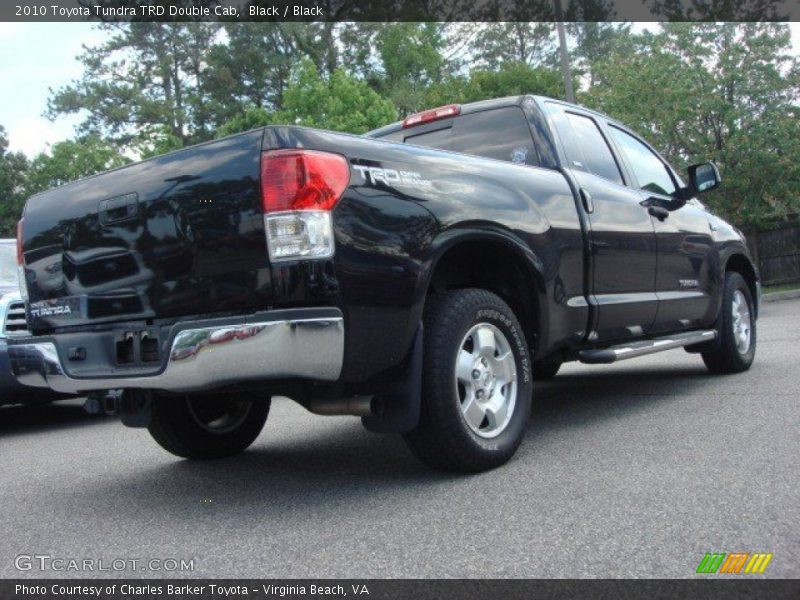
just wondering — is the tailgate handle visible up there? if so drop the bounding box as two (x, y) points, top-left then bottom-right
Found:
(99, 194), (138, 226)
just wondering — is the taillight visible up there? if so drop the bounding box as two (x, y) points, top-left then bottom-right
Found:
(261, 150), (349, 213)
(16, 220), (23, 265)
(16, 219), (28, 300)
(260, 150), (349, 262)
(402, 104), (461, 128)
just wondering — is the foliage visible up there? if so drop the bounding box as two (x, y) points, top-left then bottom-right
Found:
(47, 22), (220, 150)
(471, 22), (556, 69)
(0, 126), (29, 237)
(217, 60), (397, 136)
(136, 127), (185, 160)
(203, 23), (296, 125)
(216, 107), (278, 138)
(647, 0), (789, 20)
(24, 136), (131, 197)
(426, 61), (565, 107)
(565, 22), (633, 85)
(585, 23), (800, 227)
(375, 23), (448, 115)
(0, 21), (792, 235)
(281, 61), (397, 133)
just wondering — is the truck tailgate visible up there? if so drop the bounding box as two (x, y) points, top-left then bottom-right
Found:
(19, 129), (272, 332)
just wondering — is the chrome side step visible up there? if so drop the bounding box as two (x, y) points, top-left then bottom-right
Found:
(578, 330), (717, 364)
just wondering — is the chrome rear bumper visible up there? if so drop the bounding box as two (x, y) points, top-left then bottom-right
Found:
(7, 309), (344, 394)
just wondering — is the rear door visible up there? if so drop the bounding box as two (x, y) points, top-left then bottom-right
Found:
(605, 125), (716, 333)
(545, 102), (658, 343)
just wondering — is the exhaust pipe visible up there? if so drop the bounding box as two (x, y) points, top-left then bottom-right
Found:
(306, 395), (376, 416)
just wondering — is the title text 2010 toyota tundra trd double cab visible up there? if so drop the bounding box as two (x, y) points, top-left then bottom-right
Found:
(8, 96), (759, 472)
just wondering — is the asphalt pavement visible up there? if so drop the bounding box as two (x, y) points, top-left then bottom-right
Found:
(1, 299), (798, 579)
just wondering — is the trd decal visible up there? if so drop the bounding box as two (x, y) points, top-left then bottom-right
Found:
(352, 165), (432, 189)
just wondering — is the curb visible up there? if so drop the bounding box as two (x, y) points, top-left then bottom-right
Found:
(761, 289), (800, 303)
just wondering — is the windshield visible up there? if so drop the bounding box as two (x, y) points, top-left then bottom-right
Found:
(0, 244), (17, 285)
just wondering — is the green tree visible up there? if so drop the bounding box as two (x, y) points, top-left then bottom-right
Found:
(203, 23), (296, 125)
(586, 23), (800, 227)
(217, 60), (396, 136)
(337, 22), (386, 82)
(375, 23), (448, 115)
(648, 0), (788, 20)
(278, 60), (398, 133)
(47, 22), (220, 152)
(426, 62), (565, 107)
(566, 22), (633, 86)
(281, 22), (340, 78)
(471, 22), (555, 70)
(0, 126), (29, 237)
(25, 136), (131, 197)
(216, 106), (278, 138)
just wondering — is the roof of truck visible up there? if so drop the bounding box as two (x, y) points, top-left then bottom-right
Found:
(366, 95), (621, 139)
(366, 95), (526, 139)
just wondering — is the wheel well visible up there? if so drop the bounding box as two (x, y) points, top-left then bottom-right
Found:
(726, 254), (759, 316)
(426, 240), (541, 348)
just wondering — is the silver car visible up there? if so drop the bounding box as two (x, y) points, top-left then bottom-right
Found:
(0, 239), (71, 406)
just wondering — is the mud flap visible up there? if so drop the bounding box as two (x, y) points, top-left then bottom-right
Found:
(361, 324), (422, 434)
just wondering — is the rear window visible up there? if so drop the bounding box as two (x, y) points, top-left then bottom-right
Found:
(378, 107), (539, 166)
(545, 104), (624, 186)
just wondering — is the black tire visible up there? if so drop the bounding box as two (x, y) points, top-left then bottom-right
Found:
(403, 289), (533, 472)
(533, 359), (562, 381)
(148, 392), (270, 459)
(702, 272), (756, 374)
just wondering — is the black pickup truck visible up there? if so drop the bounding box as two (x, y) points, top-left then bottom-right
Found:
(8, 96), (758, 471)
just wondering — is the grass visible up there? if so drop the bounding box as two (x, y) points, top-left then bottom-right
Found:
(763, 282), (800, 295)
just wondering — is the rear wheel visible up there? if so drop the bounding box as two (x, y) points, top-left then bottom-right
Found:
(702, 272), (756, 374)
(148, 392), (270, 459)
(403, 289), (533, 472)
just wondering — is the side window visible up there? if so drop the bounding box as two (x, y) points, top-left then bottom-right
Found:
(608, 126), (677, 196)
(400, 107), (539, 166)
(547, 105), (623, 185)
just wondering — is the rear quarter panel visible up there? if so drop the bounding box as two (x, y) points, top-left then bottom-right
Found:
(264, 127), (586, 381)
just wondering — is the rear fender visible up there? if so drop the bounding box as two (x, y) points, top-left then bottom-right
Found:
(414, 225), (548, 349)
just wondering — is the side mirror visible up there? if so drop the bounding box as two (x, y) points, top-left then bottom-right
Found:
(688, 162), (721, 194)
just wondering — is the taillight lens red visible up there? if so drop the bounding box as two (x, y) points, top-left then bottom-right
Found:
(260, 150), (349, 214)
(402, 104), (461, 128)
(16, 220), (24, 265)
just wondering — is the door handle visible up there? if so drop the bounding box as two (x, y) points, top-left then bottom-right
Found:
(99, 193), (138, 226)
(580, 188), (594, 214)
(648, 205), (669, 221)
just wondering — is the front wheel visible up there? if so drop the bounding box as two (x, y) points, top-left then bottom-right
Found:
(403, 289), (533, 472)
(148, 392), (270, 459)
(702, 272), (756, 374)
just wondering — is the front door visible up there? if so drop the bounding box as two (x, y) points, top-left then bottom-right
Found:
(546, 103), (659, 343)
(605, 125), (716, 333)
